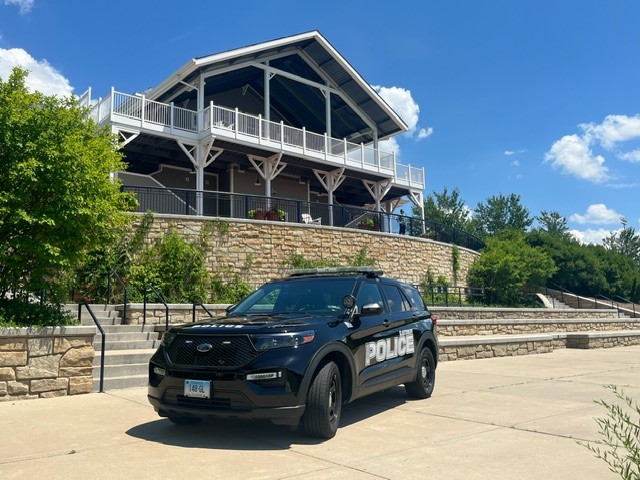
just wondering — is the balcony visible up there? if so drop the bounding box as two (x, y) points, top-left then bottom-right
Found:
(89, 90), (425, 190)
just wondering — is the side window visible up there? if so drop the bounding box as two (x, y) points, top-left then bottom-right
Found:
(381, 285), (411, 313)
(356, 283), (384, 313)
(401, 285), (427, 312)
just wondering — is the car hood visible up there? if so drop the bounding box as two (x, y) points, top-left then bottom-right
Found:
(170, 313), (335, 334)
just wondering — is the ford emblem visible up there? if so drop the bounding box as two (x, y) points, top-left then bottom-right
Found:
(196, 343), (213, 353)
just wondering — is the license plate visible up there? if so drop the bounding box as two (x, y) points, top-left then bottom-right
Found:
(184, 379), (211, 399)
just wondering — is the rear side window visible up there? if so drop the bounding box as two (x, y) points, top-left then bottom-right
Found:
(401, 285), (427, 312)
(381, 284), (411, 313)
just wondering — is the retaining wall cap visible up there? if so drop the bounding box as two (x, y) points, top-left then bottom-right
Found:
(0, 326), (95, 337)
(439, 333), (555, 346)
(567, 330), (640, 339)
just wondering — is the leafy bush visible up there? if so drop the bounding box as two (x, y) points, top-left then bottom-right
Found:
(469, 230), (557, 306)
(580, 385), (640, 480)
(127, 230), (211, 303)
(0, 299), (77, 327)
(210, 270), (253, 304)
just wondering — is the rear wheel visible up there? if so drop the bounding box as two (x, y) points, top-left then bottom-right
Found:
(405, 348), (435, 399)
(301, 361), (342, 439)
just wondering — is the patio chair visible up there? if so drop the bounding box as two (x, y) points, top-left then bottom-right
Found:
(302, 213), (321, 225)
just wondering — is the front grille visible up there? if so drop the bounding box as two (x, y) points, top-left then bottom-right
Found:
(176, 395), (234, 410)
(166, 335), (260, 368)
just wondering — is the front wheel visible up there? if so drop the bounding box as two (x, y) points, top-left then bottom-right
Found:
(405, 348), (435, 399)
(301, 361), (342, 439)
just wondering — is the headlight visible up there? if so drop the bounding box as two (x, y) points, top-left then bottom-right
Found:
(161, 331), (177, 347)
(250, 330), (315, 351)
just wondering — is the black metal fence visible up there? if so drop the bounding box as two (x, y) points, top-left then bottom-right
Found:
(121, 185), (484, 251)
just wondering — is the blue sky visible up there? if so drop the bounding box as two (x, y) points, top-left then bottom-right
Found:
(1, 0), (639, 244)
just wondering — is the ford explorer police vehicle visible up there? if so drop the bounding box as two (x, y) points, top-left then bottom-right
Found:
(148, 267), (438, 439)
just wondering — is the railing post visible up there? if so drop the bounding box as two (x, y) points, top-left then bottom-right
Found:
(258, 114), (262, 141)
(170, 102), (174, 134)
(143, 285), (147, 326)
(360, 143), (365, 168)
(280, 121), (285, 148)
(324, 133), (328, 161)
(343, 138), (347, 164)
(302, 126), (306, 154)
(235, 108), (239, 138)
(141, 94), (146, 128)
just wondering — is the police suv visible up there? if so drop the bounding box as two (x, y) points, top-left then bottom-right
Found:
(148, 267), (438, 439)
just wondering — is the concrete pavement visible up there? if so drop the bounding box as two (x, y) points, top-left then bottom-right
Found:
(1, 346), (639, 479)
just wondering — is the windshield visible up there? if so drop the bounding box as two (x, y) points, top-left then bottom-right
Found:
(228, 278), (356, 316)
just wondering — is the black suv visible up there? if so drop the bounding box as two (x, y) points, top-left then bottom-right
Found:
(148, 267), (438, 438)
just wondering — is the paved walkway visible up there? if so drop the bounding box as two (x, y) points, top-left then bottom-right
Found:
(2, 346), (639, 479)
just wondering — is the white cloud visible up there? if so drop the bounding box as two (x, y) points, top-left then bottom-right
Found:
(4, 0), (34, 14)
(504, 149), (525, 156)
(373, 85), (433, 141)
(0, 48), (73, 97)
(378, 137), (400, 157)
(580, 114), (640, 150)
(417, 127), (433, 140)
(619, 149), (640, 163)
(569, 204), (621, 225)
(544, 134), (609, 183)
(511, 160), (520, 167)
(570, 228), (615, 245)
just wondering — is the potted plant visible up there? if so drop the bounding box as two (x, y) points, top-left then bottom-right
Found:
(249, 209), (266, 220)
(267, 206), (286, 221)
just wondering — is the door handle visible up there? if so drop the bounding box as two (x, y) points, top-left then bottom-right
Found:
(382, 319), (390, 327)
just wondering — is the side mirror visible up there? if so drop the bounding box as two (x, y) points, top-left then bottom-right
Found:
(361, 302), (383, 315)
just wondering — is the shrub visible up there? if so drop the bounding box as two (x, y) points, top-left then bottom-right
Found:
(0, 299), (76, 327)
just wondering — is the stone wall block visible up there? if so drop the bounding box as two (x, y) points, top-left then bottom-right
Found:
(0, 381), (6, 396)
(39, 390), (68, 398)
(0, 338), (26, 351)
(60, 346), (95, 368)
(0, 351), (27, 367)
(0, 367), (16, 381)
(58, 366), (93, 377)
(7, 380), (29, 395)
(15, 355), (61, 380)
(30, 378), (69, 393)
(69, 376), (93, 395)
(53, 337), (92, 354)
(27, 337), (54, 356)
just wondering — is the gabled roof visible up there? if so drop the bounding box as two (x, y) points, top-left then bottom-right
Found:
(147, 31), (408, 141)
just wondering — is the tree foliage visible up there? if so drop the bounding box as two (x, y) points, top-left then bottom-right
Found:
(0, 67), (134, 301)
(534, 210), (572, 240)
(603, 219), (640, 268)
(421, 187), (471, 231)
(468, 230), (557, 306)
(471, 193), (533, 239)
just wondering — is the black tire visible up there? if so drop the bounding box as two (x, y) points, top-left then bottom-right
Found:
(167, 414), (202, 425)
(405, 347), (435, 399)
(301, 361), (342, 439)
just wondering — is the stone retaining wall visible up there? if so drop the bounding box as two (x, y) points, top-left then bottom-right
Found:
(0, 327), (95, 401)
(430, 307), (619, 320)
(140, 214), (480, 288)
(121, 304), (230, 326)
(437, 319), (640, 336)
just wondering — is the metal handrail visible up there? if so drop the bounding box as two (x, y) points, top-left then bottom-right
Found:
(611, 294), (637, 317)
(121, 185), (485, 251)
(106, 271), (128, 323)
(419, 285), (484, 307)
(143, 285), (169, 330)
(549, 283), (582, 309)
(78, 302), (105, 393)
(192, 303), (215, 322)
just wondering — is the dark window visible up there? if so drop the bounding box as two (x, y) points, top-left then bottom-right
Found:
(356, 283), (384, 313)
(381, 284), (411, 313)
(402, 285), (427, 311)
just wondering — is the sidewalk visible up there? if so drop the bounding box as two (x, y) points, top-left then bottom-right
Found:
(2, 346), (639, 479)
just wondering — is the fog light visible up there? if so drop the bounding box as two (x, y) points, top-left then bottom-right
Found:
(153, 367), (166, 377)
(246, 371), (281, 381)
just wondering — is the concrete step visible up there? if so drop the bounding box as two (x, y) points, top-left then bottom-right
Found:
(92, 374), (148, 392)
(93, 324), (158, 334)
(92, 331), (160, 343)
(92, 349), (156, 366)
(93, 339), (161, 351)
(92, 362), (149, 378)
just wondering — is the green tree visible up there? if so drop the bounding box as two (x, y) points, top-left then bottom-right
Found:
(421, 187), (471, 231)
(534, 210), (572, 240)
(0, 67), (134, 301)
(468, 230), (557, 306)
(471, 193), (532, 239)
(603, 218), (640, 268)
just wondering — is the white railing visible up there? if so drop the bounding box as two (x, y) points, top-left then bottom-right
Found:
(90, 90), (424, 188)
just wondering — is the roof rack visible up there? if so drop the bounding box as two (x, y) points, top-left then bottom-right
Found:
(289, 266), (384, 278)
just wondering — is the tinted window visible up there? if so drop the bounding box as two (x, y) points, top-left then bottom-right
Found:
(401, 285), (427, 311)
(356, 282), (384, 313)
(381, 284), (411, 313)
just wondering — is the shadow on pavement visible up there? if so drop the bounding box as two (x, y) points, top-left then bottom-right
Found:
(126, 386), (412, 450)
